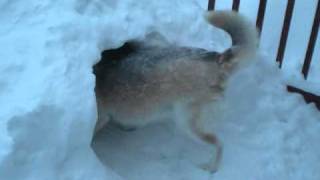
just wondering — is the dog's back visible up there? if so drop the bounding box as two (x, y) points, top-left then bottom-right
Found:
(95, 10), (258, 129)
(95, 38), (223, 126)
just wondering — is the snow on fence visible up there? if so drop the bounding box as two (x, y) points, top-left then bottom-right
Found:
(208, 0), (320, 110)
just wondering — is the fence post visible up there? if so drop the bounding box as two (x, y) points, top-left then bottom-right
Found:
(208, 0), (215, 11)
(232, 0), (240, 11)
(256, 0), (268, 36)
(302, 0), (320, 79)
(276, 0), (295, 68)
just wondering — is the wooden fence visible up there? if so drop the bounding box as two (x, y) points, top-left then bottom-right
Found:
(208, 0), (320, 110)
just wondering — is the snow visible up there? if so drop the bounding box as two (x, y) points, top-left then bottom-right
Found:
(0, 0), (319, 180)
(92, 53), (320, 180)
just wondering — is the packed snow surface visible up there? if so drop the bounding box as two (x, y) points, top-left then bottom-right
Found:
(0, 0), (319, 180)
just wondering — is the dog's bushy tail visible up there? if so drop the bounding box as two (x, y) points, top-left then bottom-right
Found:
(206, 10), (258, 59)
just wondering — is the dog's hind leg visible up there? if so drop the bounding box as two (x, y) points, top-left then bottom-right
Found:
(189, 99), (223, 173)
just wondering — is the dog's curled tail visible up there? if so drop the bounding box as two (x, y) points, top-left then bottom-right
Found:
(206, 10), (258, 58)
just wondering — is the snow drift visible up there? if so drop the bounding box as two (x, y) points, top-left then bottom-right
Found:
(0, 0), (319, 180)
(0, 0), (224, 179)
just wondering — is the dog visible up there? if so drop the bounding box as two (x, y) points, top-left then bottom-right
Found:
(93, 10), (258, 173)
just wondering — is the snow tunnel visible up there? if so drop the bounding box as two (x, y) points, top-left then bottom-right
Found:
(89, 1), (320, 178)
(90, 36), (223, 179)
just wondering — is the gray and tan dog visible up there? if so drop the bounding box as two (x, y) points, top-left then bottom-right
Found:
(93, 10), (258, 172)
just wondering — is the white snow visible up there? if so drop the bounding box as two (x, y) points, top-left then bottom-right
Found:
(0, 0), (319, 180)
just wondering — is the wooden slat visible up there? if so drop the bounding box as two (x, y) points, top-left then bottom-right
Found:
(232, 0), (240, 11)
(302, 0), (320, 79)
(287, 85), (320, 110)
(208, 0), (215, 11)
(276, 0), (295, 68)
(256, 0), (268, 35)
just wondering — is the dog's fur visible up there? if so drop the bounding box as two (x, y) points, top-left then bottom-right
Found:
(93, 10), (258, 172)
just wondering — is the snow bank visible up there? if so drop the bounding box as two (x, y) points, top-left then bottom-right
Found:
(93, 55), (320, 180)
(0, 0), (224, 179)
(0, 1), (114, 179)
(212, 58), (320, 180)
